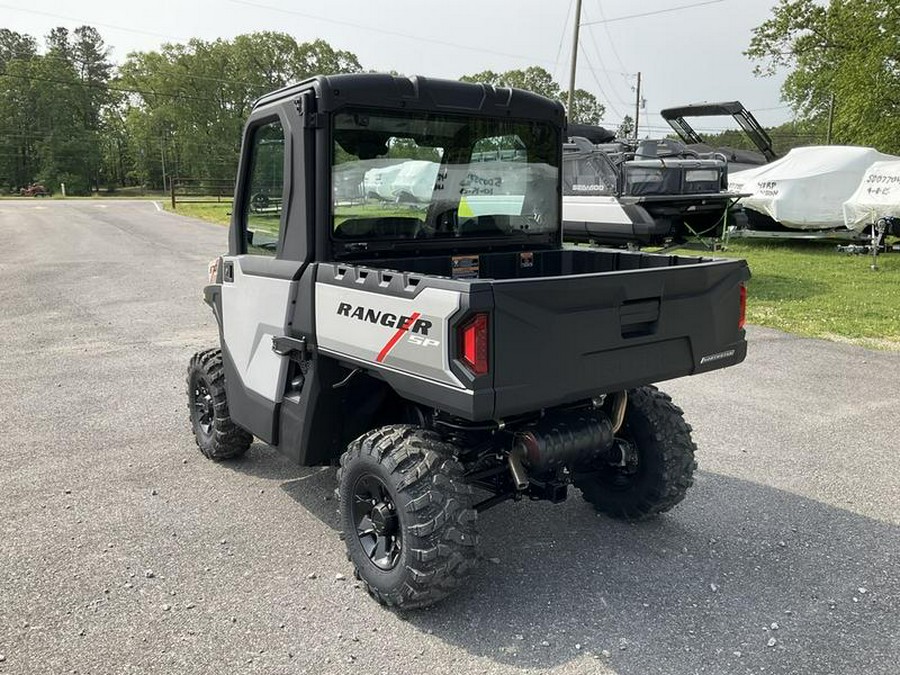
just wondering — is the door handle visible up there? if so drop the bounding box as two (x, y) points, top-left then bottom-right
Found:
(223, 261), (234, 282)
(272, 335), (311, 363)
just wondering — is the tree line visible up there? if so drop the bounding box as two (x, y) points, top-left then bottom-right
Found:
(1, 0), (897, 195)
(0, 28), (609, 196)
(0, 28), (365, 194)
(746, 0), (899, 155)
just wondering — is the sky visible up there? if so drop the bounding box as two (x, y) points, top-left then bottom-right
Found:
(1, 0), (791, 134)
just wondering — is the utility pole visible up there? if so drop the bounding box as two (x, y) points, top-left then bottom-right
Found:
(160, 141), (168, 193)
(633, 71), (642, 141)
(826, 93), (835, 144)
(567, 0), (583, 117)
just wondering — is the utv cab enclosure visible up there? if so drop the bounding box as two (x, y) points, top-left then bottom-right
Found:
(188, 74), (749, 609)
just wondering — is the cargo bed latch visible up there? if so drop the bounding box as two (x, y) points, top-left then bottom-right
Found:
(619, 298), (661, 338)
(272, 335), (311, 363)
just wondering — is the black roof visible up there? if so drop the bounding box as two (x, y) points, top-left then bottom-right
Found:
(659, 100), (778, 162)
(254, 74), (566, 123)
(567, 123), (616, 144)
(659, 101), (749, 119)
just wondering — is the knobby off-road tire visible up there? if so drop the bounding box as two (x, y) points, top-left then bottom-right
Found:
(576, 386), (697, 521)
(337, 425), (478, 610)
(187, 349), (252, 461)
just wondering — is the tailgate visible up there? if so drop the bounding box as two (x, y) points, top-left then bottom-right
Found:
(490, 258), (749, 418)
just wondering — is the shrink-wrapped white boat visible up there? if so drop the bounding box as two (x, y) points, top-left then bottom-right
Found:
(842, 160), (900, 233)
(729, 146), (897, 230)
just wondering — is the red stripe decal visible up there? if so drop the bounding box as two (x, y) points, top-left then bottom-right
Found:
(376, 312), (421, 363)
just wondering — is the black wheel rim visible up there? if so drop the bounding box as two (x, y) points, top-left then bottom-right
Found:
(192, 377), (215, 438)
(351, 475), (402, 571)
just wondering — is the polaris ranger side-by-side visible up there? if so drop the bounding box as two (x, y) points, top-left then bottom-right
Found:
(188, 74), (749, 609)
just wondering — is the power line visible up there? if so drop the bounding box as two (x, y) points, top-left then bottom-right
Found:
(0, 2), (186, 42)
(0, 3), (342, 95)
(642, 122), (816, 136)
(227, 0), (631, 76)
(592, 0), (629, 75)
(578, 44), (625, 120)
(0, 4), (341, 91)
(581, 4), (632, 110)
(582, 0), (730, 26)
(553, 0), (576, 83)
(0, 69), (250, 105)
(577, 62), (633, 82)
(3, 0), (635, 93)
(229, 0), (553, 66)
(116, 64), (281, 90)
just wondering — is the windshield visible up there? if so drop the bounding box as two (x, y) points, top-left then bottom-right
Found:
(332, 109), (560, 242)
(562, 152), (620, 197)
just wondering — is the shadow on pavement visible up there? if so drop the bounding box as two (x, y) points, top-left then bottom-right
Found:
(227, 443), (342, 529)
(426, 472), (898, 674)
(228, 447), (899, 674)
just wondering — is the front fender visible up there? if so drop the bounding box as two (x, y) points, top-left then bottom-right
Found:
(204, 284), (222, 329)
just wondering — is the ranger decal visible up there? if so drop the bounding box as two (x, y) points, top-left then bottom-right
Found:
(316, 282), (463, 388)
(334, 303), (440, 363)
(336, 302), (433, 336)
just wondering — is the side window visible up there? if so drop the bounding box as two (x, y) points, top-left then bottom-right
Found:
(243, 120), (285, 256)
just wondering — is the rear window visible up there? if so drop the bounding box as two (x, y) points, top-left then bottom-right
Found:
(332, 109), (559, 242)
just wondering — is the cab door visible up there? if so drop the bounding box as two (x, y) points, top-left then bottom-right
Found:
(219, 114), (303, 443)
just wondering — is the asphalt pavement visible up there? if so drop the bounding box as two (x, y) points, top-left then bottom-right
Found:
(0, 200), (897, 675)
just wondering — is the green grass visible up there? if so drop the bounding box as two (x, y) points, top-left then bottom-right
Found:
(167, 201), (232, 225)
(715, 240), (900, 349)
(166, 200), (900, 350)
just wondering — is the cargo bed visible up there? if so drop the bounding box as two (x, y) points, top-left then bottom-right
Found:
(314, 248), (749, 421)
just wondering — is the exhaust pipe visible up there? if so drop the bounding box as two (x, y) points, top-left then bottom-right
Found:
(609, 391), (627, 434)
(505, 395), (628, 490)
(512, 409), (616, 474)
(507, 447), (529, 491)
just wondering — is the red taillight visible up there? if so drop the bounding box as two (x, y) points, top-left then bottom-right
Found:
(459, 313), (489, 376)
(738, 283), (747, 329)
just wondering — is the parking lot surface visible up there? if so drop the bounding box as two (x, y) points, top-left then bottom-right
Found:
(0, 200), (897, 674)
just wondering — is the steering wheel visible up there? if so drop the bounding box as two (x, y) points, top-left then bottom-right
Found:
(251, 192), (269, 211)
(424, 202), (459, 236)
